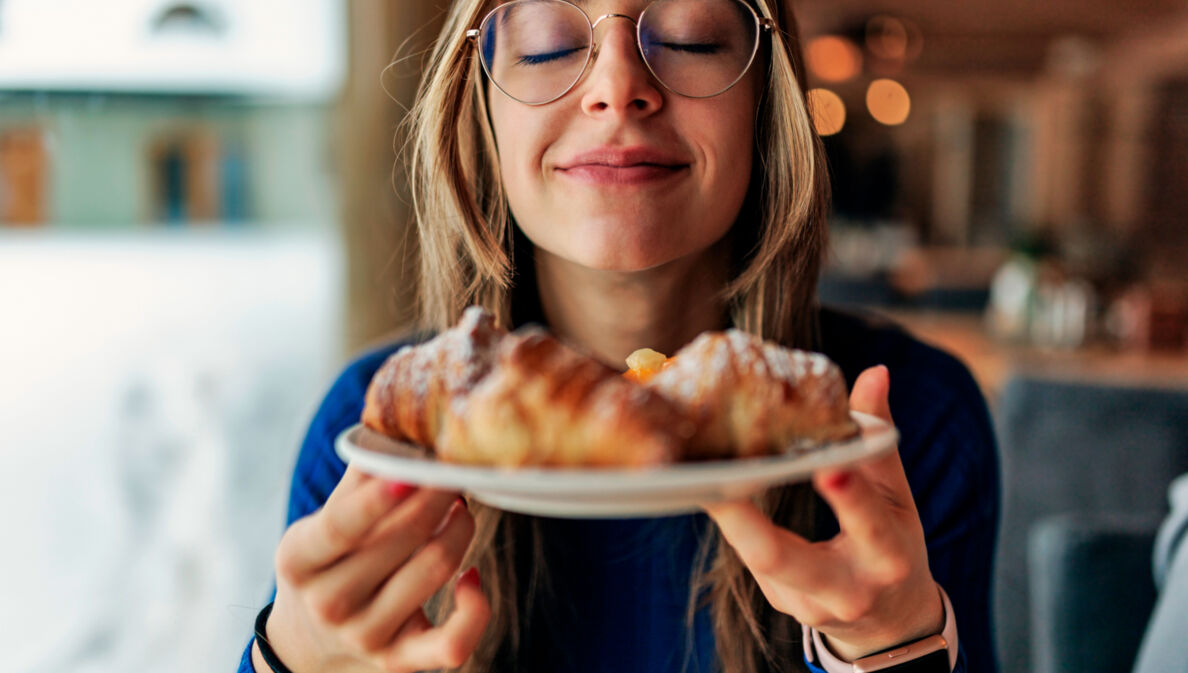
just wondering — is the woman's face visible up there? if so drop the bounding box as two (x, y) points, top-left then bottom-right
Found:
(487, 0), (762, 272)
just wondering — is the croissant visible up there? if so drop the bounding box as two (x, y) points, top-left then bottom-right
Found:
(437, 328), (693, 467)
(644, 330), (859, 459)
(361, 306), (504, 448)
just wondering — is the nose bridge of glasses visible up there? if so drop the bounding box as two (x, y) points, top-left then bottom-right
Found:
(587, 12), (642, 65)
(590, 12), (637, 31)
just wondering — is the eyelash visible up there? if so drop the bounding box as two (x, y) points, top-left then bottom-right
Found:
(518, 47), (586, 65)
(654, 42), (722, 54)
(516, 38), (724, 67)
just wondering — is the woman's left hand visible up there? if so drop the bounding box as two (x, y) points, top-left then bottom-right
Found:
(703, 365), (944, 661)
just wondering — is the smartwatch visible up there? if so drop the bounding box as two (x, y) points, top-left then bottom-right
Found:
(803, 584), (958, 673)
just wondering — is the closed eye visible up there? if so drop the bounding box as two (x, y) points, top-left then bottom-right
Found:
(655, 42), (722, 54)
(517, 46), (586, 66)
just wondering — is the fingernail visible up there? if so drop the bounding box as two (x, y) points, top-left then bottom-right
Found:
(824, 471), (851, 490)
(386, 482), (415, 499)
(458, 567), (481, 590)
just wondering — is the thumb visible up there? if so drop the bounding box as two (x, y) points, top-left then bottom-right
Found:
(850, 365), (893, 423)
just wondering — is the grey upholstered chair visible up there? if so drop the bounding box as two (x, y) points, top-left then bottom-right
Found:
(993, 376), (1188, 673)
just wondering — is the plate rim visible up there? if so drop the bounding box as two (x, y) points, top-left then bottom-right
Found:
(335, 411), (898, 498)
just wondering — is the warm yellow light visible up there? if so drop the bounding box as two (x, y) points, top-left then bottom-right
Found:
(806, 88), (846, 136)
(866, 79), (911, 126)
(806, 35), (862, 83)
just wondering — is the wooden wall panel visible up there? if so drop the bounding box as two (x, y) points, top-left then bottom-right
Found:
(337, 1), (449, 353)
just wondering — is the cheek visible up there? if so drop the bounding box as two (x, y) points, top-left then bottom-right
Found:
(489, 96), (528, 189)
(696, 102), (756, 234)
(489, 95), (553, 221)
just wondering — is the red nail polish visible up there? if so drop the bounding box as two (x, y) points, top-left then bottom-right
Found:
(386, 482), (415, 499)
(825, 472), (851, 490)
(459, 567), (481, 590)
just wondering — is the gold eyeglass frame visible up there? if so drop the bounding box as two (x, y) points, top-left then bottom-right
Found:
(465, 0), (775, 105)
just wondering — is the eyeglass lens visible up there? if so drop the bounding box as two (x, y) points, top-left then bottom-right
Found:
(478, 0), (760, 104)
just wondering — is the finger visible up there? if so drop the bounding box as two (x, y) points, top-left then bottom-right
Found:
(371, 608), (433, 673)
(840, 364), (916, 509)
(302, 489), (463, 623)
(385, 567), (491, 672)
(336, 464), (373, 492)
(346, 499), (475, 647)
(366, 489), (463, 547)
(849, 365), (892, 423)
(812, 467), (901, 553)
(703, 499), (838, 588)
(277, 474), (418, 582)
(818, 366), (920, 558)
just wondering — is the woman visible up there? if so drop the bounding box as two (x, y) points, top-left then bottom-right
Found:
(240, 1), (999, 671)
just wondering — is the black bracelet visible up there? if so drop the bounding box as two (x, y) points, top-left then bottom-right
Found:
(254, 602), (295, 673)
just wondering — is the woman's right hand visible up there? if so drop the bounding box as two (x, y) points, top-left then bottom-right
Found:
(254, 465), (490, 673)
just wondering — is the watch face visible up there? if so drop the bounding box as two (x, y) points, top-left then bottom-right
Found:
(853, 645), (950, 673)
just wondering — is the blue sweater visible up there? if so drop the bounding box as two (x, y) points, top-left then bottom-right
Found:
(239, 309), (1000, 673)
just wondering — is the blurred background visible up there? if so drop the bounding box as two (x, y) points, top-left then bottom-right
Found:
(0, 1), (1185, 672)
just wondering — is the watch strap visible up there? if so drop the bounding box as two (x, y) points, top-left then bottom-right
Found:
(254, 602), (295, 673)
(803, 583), (958, 673)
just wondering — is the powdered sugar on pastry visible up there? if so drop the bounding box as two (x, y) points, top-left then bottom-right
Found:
(438, 329), (692, 467)
(361, 306), (504, 447)
(362, 309), (857, 468)
(647, 330), (857, 459)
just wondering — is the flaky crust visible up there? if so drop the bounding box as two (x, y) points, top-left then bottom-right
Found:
(646, 330), (859, 459)
(361, 306), (504, 448)
(361, 307), (857, 468)
(437, 329), (693, 467)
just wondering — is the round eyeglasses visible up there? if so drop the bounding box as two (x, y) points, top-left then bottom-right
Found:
(466, 0), (774, 105)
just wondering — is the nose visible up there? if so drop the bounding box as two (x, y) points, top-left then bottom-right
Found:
(578, 15), (663, 119)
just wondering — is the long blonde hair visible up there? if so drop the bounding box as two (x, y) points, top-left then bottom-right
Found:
(404, 1), (830, 670)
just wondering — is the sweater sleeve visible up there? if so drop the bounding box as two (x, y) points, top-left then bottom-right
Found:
(818, 308), (1001, 673)
(284, 346), (398, 525)
(237, 640), (256, 673)
(899, 350), (1000, 673)
(235, 344), (402, 672)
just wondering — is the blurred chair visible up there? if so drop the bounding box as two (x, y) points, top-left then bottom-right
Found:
(993, 376), (1188, 673)
(1027, 514), (1160, 673)
(1133, 471), (1188, 673)
(1028, 472), (1188, 673)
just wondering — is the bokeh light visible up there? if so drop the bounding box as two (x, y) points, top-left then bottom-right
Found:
(807, 88), (846, 136)
(866, 15), (909, 61)
(806, 35), (863, 83)
(866, 78), (911, 126)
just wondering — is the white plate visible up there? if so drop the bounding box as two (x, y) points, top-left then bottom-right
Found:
(335, 411), (898, 518)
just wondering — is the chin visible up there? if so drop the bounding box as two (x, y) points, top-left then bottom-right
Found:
(523, 214), (728, 273)
(577, 252), (672, 273)
(566, 225), (686, 272)
(568, 238), (706, 273)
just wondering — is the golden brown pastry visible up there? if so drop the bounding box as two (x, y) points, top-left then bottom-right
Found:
(644, 330), (859, 459)
(437, 328), (693, 467)
(361, 306), (504, 448)
(361, 307), (857, 469)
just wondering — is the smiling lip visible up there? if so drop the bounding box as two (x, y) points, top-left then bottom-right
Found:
(556, 147), (690, 185)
